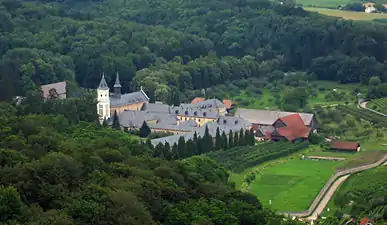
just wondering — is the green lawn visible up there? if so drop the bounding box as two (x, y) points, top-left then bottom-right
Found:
(249, 159), (338, 211)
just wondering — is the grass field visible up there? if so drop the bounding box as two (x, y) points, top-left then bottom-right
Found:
(249, 159), (338, 211)
(297, 0), (350, 8)
(229, 146), (386, 211)
(305, 7), (387, 20)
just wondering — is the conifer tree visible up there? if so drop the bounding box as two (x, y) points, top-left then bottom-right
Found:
(146, 139), (153, 150)
(239, 128), (245, 146)
(139, 121), (151, 137)
(203, 125), (213, 152)
(163, 142), (172, 160)
(186, 139), (195, 157)
(234, 131), (239, 147)
(172, 143), (179, 159)
(215, 127), (222, 150)
(250, 128), (256, 145)
(221, 131), (228, 149)
(228, 130), (234, 148)
(102, 118), (108, 128)
(154, 143), (164, 157)
(193, 131), (201, 154)
(178, 136), (186, 158)
(245, 129), (250, 145)
(112, 110), (121, 130)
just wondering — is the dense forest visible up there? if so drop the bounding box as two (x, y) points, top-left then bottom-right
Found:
(1, 0), (387, 103)
(0, 99), (310, 225)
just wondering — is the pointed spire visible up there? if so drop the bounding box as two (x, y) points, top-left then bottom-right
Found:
(114, 71), (121, 88)
(98, 73), (109, 90)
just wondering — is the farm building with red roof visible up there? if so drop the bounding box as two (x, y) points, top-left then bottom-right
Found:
(271, 114), (312, 141)
(360, 217), (374, 225)
(330, 141), (360, 152)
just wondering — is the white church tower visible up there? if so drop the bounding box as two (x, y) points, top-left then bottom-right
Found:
(97, 73), (110, 121)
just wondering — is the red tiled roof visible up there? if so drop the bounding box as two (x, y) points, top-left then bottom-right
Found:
(275, 114), (311, 141)
(279, 114), (306, 129)
(222, 99), (233, 109)
(331, 141), (360, 151)
(360, 217), (374, 225)
(276, 126), (311, 141)
(191, 97), (205, 104)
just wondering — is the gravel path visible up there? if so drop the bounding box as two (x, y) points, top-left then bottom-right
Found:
(307, 175), (350, 221)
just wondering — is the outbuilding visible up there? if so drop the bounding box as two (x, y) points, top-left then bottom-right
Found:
(330, 141), (360, 152)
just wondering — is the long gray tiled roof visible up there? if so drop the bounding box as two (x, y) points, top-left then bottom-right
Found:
(196, 98), (225, 109)
(235, 108), (314, 126)
(142, 103), (173, 114)
(118, 110), (156, 128)
(176, 107), (219, 119)
(110, 90), (149, 107)
(151, 116), (251, 147)
(150, 120), (198, 132)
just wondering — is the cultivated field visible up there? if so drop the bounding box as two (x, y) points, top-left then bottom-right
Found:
(368, 97), (387, 114)
(305, 7), (387, 20)
(249, 159), (338, 211)
(229, 144), (386, 212)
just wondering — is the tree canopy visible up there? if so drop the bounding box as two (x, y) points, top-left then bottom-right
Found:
(0, 100), (307, 225)
(1, 0), (387, 103)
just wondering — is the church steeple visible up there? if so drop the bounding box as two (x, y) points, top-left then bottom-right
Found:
(97, 72), (110, 122)
(98, 73), (109, 90)
(113, 71), (121, 98)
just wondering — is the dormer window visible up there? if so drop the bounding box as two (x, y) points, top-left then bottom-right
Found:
(185, 110), (188, 115)
(203, 112), (207, 117)
(194, 111), (197, 116)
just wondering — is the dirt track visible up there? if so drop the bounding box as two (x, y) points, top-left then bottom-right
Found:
(307, 175), (349, 221)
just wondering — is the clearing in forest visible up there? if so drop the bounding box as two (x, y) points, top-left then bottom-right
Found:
(297, 0), (350, 8)
(305, 7), (387, 20)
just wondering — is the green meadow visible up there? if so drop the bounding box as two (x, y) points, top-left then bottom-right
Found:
(248, 159), (338, 211)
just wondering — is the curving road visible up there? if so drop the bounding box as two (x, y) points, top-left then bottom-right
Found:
(279, 154), (387, 221)
(359, 100), (387, 117)
(307, 175), (349, 221)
